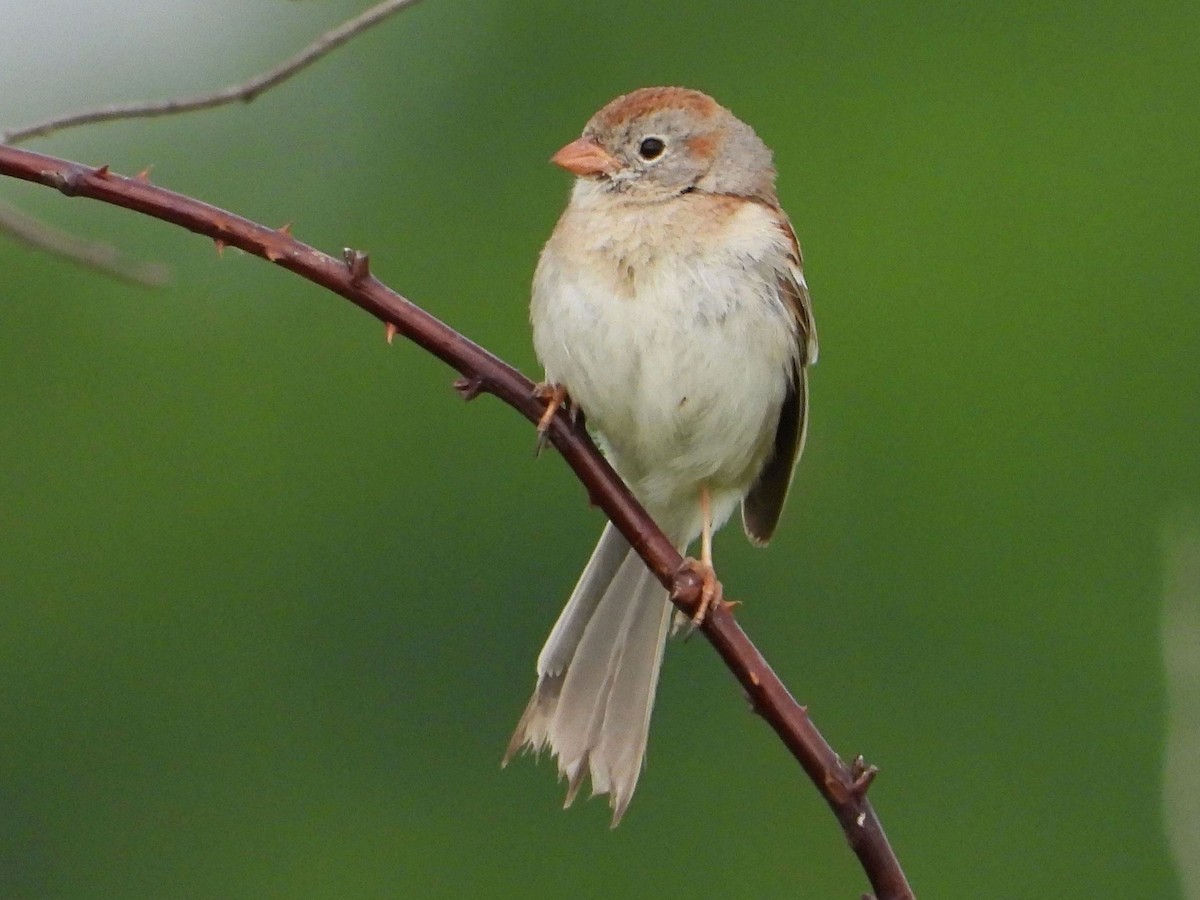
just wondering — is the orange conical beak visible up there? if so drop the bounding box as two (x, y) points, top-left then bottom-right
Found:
(551, 137), (620, 177)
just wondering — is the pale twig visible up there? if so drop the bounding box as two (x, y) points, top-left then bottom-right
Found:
(0, 197), (167, 286)
(0, 145), (913, 900)
(2, 0), (427, 145)
(0, 0), (426, 286)
(1163, 512), (1200, 899)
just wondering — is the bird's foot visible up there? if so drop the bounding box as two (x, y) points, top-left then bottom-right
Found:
(532, 382), (575, 455)
(674, 557), (724, 629)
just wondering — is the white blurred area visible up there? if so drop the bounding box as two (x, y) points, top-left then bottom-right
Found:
(1164, 513), (1200, 900)
(0, 1), (334, 134)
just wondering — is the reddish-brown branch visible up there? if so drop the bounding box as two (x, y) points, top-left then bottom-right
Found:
(0, 144), (913, 900)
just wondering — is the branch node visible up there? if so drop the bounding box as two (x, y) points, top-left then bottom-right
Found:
(343, 247), (370, 285)
(669, 563), (702, 615)
(46, 168), (84, 196)
(850, 755), (879, 797)
(453, 375), (486, 401)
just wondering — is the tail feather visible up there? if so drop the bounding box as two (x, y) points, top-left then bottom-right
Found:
(505, 522), (674, 825)
(593, 574), (671, 821)
(536, 523), (628, 678)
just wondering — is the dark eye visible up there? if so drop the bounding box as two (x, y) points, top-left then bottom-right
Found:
(638, 137), (666, 160)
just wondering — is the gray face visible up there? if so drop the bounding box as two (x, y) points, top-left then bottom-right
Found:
(585, 107), (716, 200)
(585, 105), (777, 203)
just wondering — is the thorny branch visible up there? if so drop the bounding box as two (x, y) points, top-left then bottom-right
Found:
(0, 145), (914, 900)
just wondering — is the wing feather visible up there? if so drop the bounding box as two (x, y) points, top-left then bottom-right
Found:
(741, 218), (816, 545)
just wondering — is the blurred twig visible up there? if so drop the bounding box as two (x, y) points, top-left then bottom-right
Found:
(2, 0), (428, 145)
(1163, 513), (1200, 899)
(0, 0), (426, 285)
(0, 198), (167, 285)
(0, 146), (914, 900)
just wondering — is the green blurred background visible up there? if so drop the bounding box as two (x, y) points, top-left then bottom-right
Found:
(2, 1), (1198, 897)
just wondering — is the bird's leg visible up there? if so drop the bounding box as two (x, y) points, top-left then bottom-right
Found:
(671, 487), (722, 633)
(532, 382), (570, 455)
(690, 485), (722, 626)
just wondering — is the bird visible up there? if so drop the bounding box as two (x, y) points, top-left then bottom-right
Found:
(503, 87), (817, 825)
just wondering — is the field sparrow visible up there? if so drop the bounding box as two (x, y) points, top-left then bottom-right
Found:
(504, 87), (818, 824)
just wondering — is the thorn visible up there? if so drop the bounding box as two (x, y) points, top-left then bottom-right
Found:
(92, 164), (111, 178)
(343, 247), (370, 285)
(264, 245), (283, 262)
(385, 322), (398, 344)
(748, 670), (760, 687)
(277, 221), (293, 236)
(135, 165), (154, 182)
(214, 238), (226, 257)
(453, 375), (485, 401)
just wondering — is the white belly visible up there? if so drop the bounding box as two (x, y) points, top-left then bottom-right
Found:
(531, 194), (797, 543)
